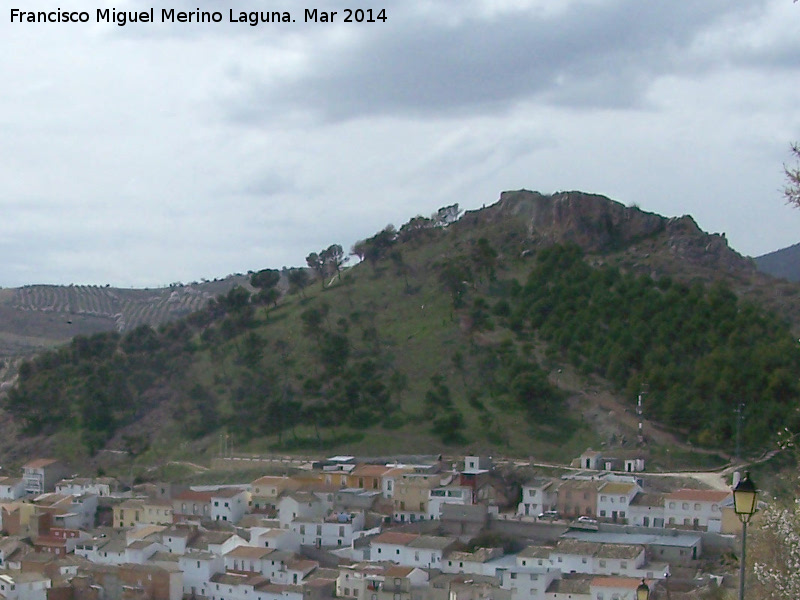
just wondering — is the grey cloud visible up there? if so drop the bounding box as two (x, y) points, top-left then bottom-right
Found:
(226, 0), (767, 122)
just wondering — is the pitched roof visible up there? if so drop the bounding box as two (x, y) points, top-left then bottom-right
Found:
(629, 492), (664, 507)
(384, 566), (415, 577)
(23, 458), (59, 469)
(592, 576), (650, 589)
(408, 535), (455, 550)
(665, 489), (731, 503)
(252, 475), (292, 486)
(517, 545), (553, 559)
(211, 487), (246, 498)
(226, 546), (274, 559)
(351, 464), (394, 478)
(173, 490), (213, 502)
(594, 544), (644, 559)
(372, 532), (419, 546)
(286, 558), (318, 572)
(599, 482), (637, 495)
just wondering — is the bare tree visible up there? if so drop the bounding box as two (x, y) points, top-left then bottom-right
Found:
(785, 143), (800, 208)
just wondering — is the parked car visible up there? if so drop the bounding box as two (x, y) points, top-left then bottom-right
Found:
(538, 510), (559, 520)
(577, 516), (598, 524)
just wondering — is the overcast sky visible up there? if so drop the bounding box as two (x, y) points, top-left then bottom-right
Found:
(2, 0), (799, 288)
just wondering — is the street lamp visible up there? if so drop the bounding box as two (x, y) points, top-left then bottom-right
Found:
(733, 471), (758, 600)
(636, 579), (649, 600)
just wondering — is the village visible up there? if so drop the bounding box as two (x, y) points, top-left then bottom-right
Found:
(0, 449), (744, 600)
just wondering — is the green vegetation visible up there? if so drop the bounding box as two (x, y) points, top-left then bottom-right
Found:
(515, 244), (800, 449)
(4, 199), (800, 463)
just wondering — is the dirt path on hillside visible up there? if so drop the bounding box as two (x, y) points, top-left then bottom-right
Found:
(553, 363), (732, 460)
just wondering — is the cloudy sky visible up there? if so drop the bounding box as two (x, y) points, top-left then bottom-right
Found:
(2, 0), (799, 288)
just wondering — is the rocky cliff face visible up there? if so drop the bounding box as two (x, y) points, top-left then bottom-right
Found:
(493, 189), (755, 275)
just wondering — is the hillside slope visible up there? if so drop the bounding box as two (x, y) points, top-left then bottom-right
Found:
(3, 190), (800, 470)
(0, 277), (249, 361)
(755, 242), (800, 282)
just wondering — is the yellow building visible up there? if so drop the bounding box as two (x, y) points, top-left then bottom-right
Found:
(392, 473), (442, 522)
(251, 476), (303, 511)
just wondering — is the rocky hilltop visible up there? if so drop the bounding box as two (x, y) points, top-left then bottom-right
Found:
(493, 189), (755, 274)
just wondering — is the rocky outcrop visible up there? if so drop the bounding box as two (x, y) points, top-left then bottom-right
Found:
(494, 189), (755, 274)
(496, 190), (665, 251)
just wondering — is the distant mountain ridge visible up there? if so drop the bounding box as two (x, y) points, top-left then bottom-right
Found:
(755, 242), (800, 282)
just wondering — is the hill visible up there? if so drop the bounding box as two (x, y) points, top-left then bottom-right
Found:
(754, 242), (800, 282)
(0, 276), (249, 361)
(3, 190), (800, 471)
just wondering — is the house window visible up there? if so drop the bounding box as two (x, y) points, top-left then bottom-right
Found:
(621, 561), (627, 568)
(600, 510), (606, 517)
(668, 502), (675, 509)
(599, 560), (606, 567)
(694, 503), (701, 511)
(682, 503), (689, 510)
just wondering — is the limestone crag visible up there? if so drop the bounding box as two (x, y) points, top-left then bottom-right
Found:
(494, 189), (754, 274)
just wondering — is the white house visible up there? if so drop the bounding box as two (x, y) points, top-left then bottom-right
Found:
(272, 558), (318, 586)
(499, 565), (560, 600)
(550, 540), (647, 577)
(590, 577), (653, 600)
(250, 527), (301, 552)
(663, 489), (730, 532)
(277, 492), (328, 529)
(516, 546), (553, 571)
(225, 546), (279, 576)
(517, 479), (558, 517)
(74, 537), (127, 565)
(290, 512), (365, 547)
(0, 478), (26, 500)
(442, 547), (512, 576)
(210, 488), (249, 524)
(179, 550), (224, 597)
(21, 459), (66, 495)
(0, 572), (51, 600)
(597, 482), (639, 523)
(627, 493), (665, 528)
(381, 467), (410, 499)
(427, 486), (473, 519)
(125, 539), (164, 564)
(55, 477), (116, 497)
(370, 532), (455, 569)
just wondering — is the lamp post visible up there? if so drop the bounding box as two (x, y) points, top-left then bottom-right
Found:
(636, 579), (649, 600)
(733, 471), (758, 600)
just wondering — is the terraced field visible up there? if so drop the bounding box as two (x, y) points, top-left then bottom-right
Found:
(0, 276), (248, 360)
